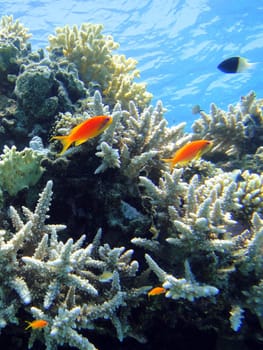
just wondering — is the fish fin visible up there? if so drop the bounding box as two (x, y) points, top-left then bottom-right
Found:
(238, 58), (257, 72)
(75, 138), (88, 146)
(247, 61), (257, 70)
(161, 158), (176, 172)
(161, 158), (172, 163)
(50, 135), (72, 155)
(193, 150), (203, 160)
(194, 143), (212, 160)
(25, 321), (32, 330)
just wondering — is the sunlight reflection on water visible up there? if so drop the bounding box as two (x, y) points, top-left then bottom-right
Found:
(0, 0), (262, 130)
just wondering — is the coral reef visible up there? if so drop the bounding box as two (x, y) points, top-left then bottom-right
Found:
(0, 181), (149, 350)
(47, 23), (152, 109)
(0, 15), (263, 350)
(46, 88), (263, 348)
(192, 90), (263, 163)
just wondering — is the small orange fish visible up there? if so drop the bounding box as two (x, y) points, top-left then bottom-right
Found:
(25, 319), (48, 330)
(148, 286), (166, 297)
(51, 115), (113, 155)
(162, 139), (213, 171)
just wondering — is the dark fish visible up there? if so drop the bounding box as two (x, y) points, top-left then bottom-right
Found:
(217, 56), (255, 73)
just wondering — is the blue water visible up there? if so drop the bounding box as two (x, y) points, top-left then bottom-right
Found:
(1, 0), (263, 130)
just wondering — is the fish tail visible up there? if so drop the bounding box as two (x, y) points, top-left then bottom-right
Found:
(248, 61), (257, 70)
(50, 135), (72, 155)
(25, 321), (31, 330)
(239, 58), (257, 72)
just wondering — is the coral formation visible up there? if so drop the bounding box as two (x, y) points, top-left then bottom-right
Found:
(0, 181), (149, 349)
(0, 145), (44, 196)
(0, 15), (263, 350)
(47, 23), (152, 109)
(0, 15), (31, 92)
(0, 15), (31, 49)
(192, 90), (263, 161)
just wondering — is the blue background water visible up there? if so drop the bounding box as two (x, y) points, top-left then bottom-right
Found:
(1, 0), (263, 130)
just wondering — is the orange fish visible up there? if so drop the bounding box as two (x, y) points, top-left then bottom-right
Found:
(148, 286), (166, 297)
(162, 139), (213, 170)
(51, 115), (113, 155)
(25, 319), (48, 330)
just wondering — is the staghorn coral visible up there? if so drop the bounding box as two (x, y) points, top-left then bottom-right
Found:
(192, 91), (263, 162)
(1, 15), (263, 348)
(136, 168), (242, 275)
(92, 92), (188, 177)
(131, 159), (263, 341)
(47, 23), (152, 109)
(33, 86), (263, 346)
(0, 180), (149, 349)
(50, 90), (187, 181)
(145, 254), (219, 301)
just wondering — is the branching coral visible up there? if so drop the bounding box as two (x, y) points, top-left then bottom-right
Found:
(92, 92), (187, 178)
(131, 157), (263, 339)
(0, 15), (31, 50)
(44, 85), (263, 346)
(192, 91), (263, 160)
(145, 254), (219, 301)
(0, 181), (148, 349)
(136, 168), (241, 272)
(0, 15), (263, 349)
(47, 23), (152, 109)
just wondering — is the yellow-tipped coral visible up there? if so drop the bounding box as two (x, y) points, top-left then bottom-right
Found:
(47, 23), (152, 109)
(0, 15), (31, 50)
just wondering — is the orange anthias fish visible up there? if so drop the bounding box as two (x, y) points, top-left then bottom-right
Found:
(162, 139), (213, 171)
(51, 115), (113, 155)
(25, 319), (48, 330)
(148, 286), (166, 297)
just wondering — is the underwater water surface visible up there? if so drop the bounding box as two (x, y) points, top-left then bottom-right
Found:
(0, 0), (262, 129)
(0, 2), (263, 350)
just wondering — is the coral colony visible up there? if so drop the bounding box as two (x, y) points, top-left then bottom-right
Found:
(0, 15), (263, 349)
